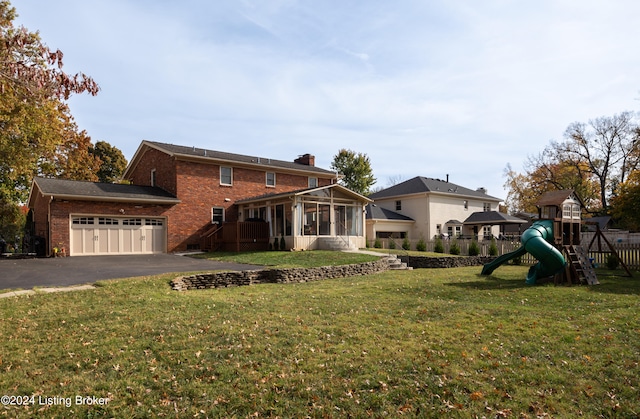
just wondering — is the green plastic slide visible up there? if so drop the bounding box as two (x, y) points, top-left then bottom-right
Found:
(481, 220), (566, 284)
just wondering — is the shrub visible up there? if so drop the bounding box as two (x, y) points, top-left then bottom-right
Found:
(402, 238), (411, 251)
(374, 238), (382, 249)
(279, 235), (286, 251)
(273, 237), (280, 250)
(449, 240), (460, 255)
(606, 254), (619, 270)
(389, 240), (396, 249)
(489, 238), (498, 256)
(416, 238), (427, 252)
(434, 237), (444, 253)
(468, 240), (480, 256)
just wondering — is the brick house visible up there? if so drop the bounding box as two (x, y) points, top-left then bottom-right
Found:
(28, 141), (370, 256)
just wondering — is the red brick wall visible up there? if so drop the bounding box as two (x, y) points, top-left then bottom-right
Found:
(31, 188), (51, 254)
(129, 148), (177, 195)
(166, 161), (334, 251)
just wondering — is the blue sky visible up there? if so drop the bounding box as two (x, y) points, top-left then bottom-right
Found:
(10, 0), (640, 200)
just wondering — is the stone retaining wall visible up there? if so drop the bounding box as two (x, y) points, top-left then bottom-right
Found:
(172, 259), (389, 291)
(399, 255), (495, 269)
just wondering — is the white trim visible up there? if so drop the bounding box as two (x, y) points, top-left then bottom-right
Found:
(220, 166), (233, 186)
(266, 171), (276, 187)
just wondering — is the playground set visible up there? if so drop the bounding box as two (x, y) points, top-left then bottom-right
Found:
(482, 190), (629, 285)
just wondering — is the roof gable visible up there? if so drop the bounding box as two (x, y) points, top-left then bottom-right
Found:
(124, 140), (337, 179)
(369, 176), (501, 201)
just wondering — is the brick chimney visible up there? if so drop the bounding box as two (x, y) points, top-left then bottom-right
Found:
(294, 154), (315, 166)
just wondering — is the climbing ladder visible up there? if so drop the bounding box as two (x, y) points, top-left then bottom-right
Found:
(563, 245), (599, 285)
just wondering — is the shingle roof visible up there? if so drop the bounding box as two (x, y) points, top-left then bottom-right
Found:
(365, 204), (414, 221)
(144, 141), (336, 176)
(463, 211), (528, 225)
(535, 190), (580, 207)
(31, 177), (180, 204)
(369, 176), (501, 201)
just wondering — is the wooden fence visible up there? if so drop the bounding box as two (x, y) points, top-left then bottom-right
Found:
(374, 237), (640, 270)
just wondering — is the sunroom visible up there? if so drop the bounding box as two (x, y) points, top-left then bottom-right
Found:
(234, 184), (371, 251)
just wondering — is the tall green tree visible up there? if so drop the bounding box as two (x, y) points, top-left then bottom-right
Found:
(330, 149), (376, 196)
(90, 141), (128, 183)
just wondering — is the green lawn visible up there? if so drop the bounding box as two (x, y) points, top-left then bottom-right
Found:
(192, 250), (380, 268)
(1, 260), (639, 417)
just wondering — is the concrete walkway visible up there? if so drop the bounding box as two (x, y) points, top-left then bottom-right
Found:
(0, 284), (96, 299)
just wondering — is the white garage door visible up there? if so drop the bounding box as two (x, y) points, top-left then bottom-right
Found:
(70, 216), (166, 256)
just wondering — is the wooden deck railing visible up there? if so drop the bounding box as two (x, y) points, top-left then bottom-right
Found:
(202, 221), (270, 252)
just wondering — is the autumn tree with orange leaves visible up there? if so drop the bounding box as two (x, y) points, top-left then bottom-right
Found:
(1, 1), (102, 198)
(0, 1), (104, 238)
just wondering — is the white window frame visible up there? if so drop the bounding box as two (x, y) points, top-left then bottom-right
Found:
(483, 225), (492, 239)
(483, 202), (491, 212)
(220, 166), (233, 186)
(395, 200), (402, 211)
(308, 177), (318, 188)
(463, 200), (468, 210)
(266, 172), (276, 187)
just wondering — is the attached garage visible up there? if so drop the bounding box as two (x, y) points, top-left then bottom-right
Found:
(28, 177), (180, 257)
(70, 216), (167, 256)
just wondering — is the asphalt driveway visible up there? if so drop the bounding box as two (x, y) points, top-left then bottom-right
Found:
(0, 254), (263, 290)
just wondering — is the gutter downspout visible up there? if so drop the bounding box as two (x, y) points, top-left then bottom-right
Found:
(47, 195), (53, 257)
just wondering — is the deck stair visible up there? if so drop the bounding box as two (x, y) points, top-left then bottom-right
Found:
(564, 245), (599, 285)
